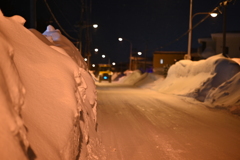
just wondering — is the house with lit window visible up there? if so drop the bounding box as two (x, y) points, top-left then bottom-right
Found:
(153, 51), (186, 74)
(153, 32), (240, 74)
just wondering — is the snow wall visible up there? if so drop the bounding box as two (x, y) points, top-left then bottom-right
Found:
(152, 54), (240, 114)
(120, 54), (240, 114)
(118, 70), (147, 85)
(0, 12), (102, 160)
(134, 73), (165, 89)
(154, 54), (240, 100)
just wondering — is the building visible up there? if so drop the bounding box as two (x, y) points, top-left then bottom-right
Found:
(198, 33), (240, 58)
(153, 51), (186, 68)
(153, 51), (186, 75)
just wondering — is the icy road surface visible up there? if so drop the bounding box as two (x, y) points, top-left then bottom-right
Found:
(96, 82), (240, 160)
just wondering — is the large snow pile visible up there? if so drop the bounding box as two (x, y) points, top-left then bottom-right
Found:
(111, 55), (240, 115)
(204, 72), (240, 114)
(134, 73), (165, 89)
(111, 72), (122, 81)
(118, 70), (146, 85)
(0, 11), (101, 160)
(152, 54), (240, 100)
(0, 32), (29, 160)
(151, 54), (240, 114)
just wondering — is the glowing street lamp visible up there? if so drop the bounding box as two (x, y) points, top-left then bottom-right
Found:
(93, 24), (98, 28)
(102, 54), (106, 58)
(84, 58), (87, 62)
(138, 52), (142, 56)
(92, 64), (95, 67)
(187, 10), (218, 60)
(94, 48), (99, 52)
(112, 62), (116, 66)
(210, 13), (218, 17)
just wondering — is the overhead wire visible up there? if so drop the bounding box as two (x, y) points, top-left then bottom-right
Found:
(159, 1), (231, 50)
(159, 14), (211, 50)
(51, 0), (79, 33)
(43, 0), (78, 41)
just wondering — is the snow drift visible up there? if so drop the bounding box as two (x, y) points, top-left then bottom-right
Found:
(0, 33), (30, 160)
(0, 11), (100, 160)
(152, 54), (240, 101)
(204, 71), (240, 114)
(119, 54), (240, 115)
(118, 70), (146, 85)
(134, 73), (164, 89)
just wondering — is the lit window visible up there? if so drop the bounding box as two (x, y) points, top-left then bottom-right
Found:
(160, 59), (164, 64)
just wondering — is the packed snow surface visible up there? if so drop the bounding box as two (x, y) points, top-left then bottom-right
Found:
(0, 11), (100, 160)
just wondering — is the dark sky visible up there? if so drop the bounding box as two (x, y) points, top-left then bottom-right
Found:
(1, 0), (240, 64)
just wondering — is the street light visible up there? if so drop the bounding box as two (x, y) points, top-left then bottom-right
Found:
(187, 11), (218, 60)
(94, 48), (99, 52)
(102, 54), (106, 58)
(138, 52), (142, 55)
(93, 24), (98, 28)
(118, 37), (132, 70)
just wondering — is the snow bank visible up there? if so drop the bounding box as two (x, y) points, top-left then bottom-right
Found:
(134, 73), (165, 89)
(42, 25), (88, 70)
(205, 72), (240, 114)
(111, 72), (122, 81)
(118, 70), (146, 85)
(0, 34), (30, 160)
(153, 54), (240, 102)
(0, 11), (100, 160)
(42, 25), (97, 123)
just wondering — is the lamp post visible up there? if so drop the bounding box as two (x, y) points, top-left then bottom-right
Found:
(30, 0), (37, 28)
(187, 0), (193, 60)
(220, 0), (229, 57)
(187, 1), (218, 60)
(118, 38), (132, 70)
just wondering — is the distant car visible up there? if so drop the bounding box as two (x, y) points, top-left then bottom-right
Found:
(98, 64), (113, 83)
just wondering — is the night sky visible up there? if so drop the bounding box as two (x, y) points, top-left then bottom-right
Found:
(1, 0), (240, 64)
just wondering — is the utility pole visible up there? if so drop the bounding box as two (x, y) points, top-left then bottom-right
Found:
(220, 1), (228, 57)
(30, 0), (37, 28)
(79, 0), (84, 55)
(85, 0), (92, 69)
(79, 0), (93, 69)
(144, 41), (148, 72)
(187, 0), (193, 60)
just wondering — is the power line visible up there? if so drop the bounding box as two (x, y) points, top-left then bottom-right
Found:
(43, 0), (78, 41)
(159, 2), (229, 50)
(159, 15), (209, 50)
(51, 0), (79, 33)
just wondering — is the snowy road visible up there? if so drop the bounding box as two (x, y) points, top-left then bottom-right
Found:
(96, 82), (240, 160)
